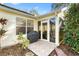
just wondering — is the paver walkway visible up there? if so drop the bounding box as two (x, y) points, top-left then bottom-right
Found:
(28, 40), (57, 56)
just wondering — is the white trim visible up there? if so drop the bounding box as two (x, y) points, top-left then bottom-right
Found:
(55, 17), (59, 46)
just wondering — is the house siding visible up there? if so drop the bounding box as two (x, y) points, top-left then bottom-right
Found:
(0, 9), (38, 48)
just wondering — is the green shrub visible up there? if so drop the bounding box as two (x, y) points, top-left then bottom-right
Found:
(17, 32), (30, 49)
(64, 4), (79, 52)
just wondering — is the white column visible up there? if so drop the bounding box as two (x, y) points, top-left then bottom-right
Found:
(47, 20), (50, 41)
(41, 21), (43, 40)
(55, 17), (59, 46)
(26, 19), (27, 39)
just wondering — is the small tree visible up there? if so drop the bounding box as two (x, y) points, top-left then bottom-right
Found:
(64, 4), (79, 52)
(51, 3), (68, 11)
(29, 8), (39, 16)
(0, 18), (7, 38)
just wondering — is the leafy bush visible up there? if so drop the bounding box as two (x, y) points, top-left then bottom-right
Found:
(64, 4), (79, 52)
(17, 32), (30, 49)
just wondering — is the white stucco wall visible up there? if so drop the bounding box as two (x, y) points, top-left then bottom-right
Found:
(0, 12), (18, 48)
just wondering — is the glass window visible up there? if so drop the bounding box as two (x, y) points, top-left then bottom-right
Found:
(27, 20), (34, 33)
(16, 17), (26, 35)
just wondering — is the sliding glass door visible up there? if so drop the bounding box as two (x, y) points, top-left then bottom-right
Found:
(50, 18), (55, 43)
(42, 22), (47, 40)
(41, 17), (56, 43)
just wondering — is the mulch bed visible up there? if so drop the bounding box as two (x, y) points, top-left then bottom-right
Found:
(50, 44), (79, 56)
(58, 44), (79, 56)
(0, 44), (30, 56)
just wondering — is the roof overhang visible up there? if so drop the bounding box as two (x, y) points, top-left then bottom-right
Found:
(0, 4), (61, 20)
(36, 10), (61, 21)
(0, 4), (36, 19)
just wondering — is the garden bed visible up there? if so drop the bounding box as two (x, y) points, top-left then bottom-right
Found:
(0, 44), (31, 56)
(50, 44), (79, 56)
(58, 44), (79, 56)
